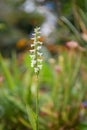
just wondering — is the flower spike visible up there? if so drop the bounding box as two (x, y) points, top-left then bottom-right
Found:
(30, 27), (43, 75)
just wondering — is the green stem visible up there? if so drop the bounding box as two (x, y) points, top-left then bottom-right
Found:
(36, 75), (39, 130)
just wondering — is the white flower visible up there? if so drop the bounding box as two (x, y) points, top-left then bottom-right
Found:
(34, 67), (39, 73)
(31, 60), (36, 67)
(38, 65), (42, 70)
(30, 55), (35, 59)
(37, 59), (43, 63)
(37, 52), (43, 56)
(31, 63), (34, 67)
(37, 46), (41, 50)
(30, 49), (35, 53)
(34, 41), (37, 45)
(37, 36), (40, 38)
(31, 44), (35, 47)
(35, 27), (40, 31)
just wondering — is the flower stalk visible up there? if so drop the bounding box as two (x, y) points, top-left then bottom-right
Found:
(30, 27), (43, 130)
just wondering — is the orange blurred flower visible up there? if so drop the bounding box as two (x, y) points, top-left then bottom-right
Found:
(16, 38), (27, 48)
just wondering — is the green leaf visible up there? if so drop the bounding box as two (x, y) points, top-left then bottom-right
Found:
(11, 52), (20, 86)
(61, 16), (85, 46)
(6, 95), (25, 113)
(24, 52), (31, 68)
(41, 62), (54, 85)
(26, 105), (36, 130)
(0, 54), (15, 89)
(79, 122), (87, 130)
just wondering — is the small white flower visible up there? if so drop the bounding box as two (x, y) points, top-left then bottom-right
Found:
(37, 59), (43, 63)
(31, 60), (36, 67)
(37, 52), (43, 56)
(35, 27), (40, 31)
(31, 63), (34, 67)
(37, 46), (41, 50)
(38, 65), (42, 70)
(32, 60), (36, 65)
(37, 36), (40, 38)
(30, 49), (35, 53)
(34, 41), (37, 45)
(30, 55), (35, 59)
(31, 44), (35, 47)
(34, 67), (39, 73)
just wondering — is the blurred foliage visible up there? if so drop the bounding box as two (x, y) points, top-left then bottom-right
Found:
(0, 0), (87, 130)
(0, 0), (44, 56)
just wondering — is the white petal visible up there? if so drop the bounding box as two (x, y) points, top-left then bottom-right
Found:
(35, 27), (40, 32)
(34, 67), (39, 73)
(34, 41), (37, 45)
(30, 55), (35, 59)
(37, 46), (41, 50)
(37, 59), (43, 63)
(38, 65), (42, 70)
(37, 52), (43, 56)
(31, 63), (34, 67)
(31, 44), (35, 47)
(30, 49), (35, 53)
(38, 36), (40, 38)
(31, 60), (36, 67)
(32, 60), (36, 64)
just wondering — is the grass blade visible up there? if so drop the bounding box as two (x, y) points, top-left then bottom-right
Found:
(0, 54), (15, 89)
(26, 105), (36, 130)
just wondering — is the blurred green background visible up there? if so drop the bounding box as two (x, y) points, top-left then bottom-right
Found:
(0, 0), (87, 130)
